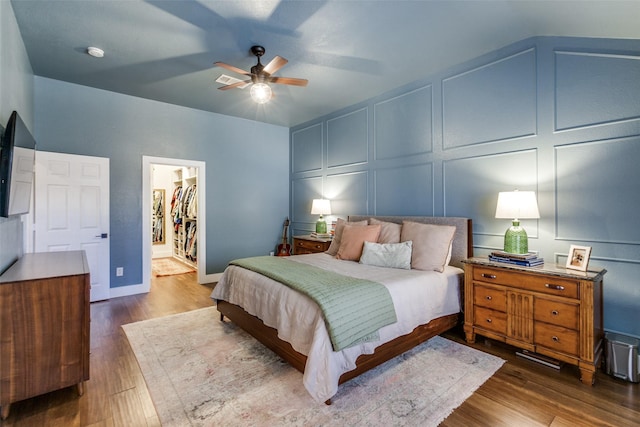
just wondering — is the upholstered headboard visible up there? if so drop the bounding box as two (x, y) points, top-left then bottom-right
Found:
(347, 216), (473, 269)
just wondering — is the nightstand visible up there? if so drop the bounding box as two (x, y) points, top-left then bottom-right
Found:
(292, 235), (332, 255)
(462, 257), (606, 385)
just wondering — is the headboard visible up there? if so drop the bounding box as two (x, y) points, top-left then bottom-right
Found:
(347, 216), (473, 269)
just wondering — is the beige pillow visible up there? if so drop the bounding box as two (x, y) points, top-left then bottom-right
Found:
(325, 218), (368, 256)
(336, 224), (382, 261)
(400, 221), (456, 272)
(369, 218), (401, 244)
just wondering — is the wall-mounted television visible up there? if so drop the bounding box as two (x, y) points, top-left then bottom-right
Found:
(0, 111), (36, 218)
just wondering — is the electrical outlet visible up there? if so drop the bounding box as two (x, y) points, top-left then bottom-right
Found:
(116, 267), (124, 277)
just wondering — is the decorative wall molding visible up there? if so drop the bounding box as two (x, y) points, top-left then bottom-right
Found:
(442, 47), (537, 149)
(373, 162), (434, 216)
(327, 107), (368, 168)
(555, 50), (640, 132)
(292, 122), (323, 173)
(289, 37), (640, 337)
(555, 135), (640, 244)
(373, 85), (433, 160)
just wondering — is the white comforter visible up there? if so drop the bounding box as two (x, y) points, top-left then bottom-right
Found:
(210, 253), (462, 402)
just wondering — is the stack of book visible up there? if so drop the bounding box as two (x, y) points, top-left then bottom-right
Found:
(310, 232), (332, 239)
(489, 251), (544, 266)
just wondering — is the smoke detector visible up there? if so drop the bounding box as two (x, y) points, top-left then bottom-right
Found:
(87, 47), (104, 58)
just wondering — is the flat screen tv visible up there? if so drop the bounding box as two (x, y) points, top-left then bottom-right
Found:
(0, 111), (36, 217)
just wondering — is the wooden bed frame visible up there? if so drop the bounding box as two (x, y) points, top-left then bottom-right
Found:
(216, 215), (472, 401)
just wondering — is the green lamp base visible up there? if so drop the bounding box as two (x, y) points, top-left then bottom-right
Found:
(315, 216), (327, 234)
(503, 220), (529, 254)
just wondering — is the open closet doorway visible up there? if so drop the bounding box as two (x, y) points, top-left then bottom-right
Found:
(142, 156), (207, 293)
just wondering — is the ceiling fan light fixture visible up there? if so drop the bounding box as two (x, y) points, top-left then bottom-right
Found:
(250, 83), (272, 104)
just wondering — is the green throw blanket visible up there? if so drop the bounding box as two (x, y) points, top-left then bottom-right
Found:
(229, 256), (398, 351)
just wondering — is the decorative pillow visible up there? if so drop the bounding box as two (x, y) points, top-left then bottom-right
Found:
(336, 224), (382, 261)
(359, 241), (412, 270)
(325, 218), (368, 256)
(400, 221), (456, 272)
(445, 242), (453, 266)
(369, 218), (401, 244)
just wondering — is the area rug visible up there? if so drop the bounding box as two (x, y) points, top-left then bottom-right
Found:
(123, 307), (504, 426)
(152, 257), (195, 277)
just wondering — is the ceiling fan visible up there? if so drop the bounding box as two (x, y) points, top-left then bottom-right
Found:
(214, 46), (308, 103)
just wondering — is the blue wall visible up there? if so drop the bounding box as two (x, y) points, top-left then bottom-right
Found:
(34, 77), (289, 286)
(290, 36), (640, 339)
(0, 1), (34, 273)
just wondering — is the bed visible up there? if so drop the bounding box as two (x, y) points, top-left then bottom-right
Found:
(211, 215), (472, 403)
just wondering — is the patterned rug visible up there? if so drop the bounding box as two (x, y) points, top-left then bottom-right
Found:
(152, 257), (195, 276)
(123, 307), (504, 426)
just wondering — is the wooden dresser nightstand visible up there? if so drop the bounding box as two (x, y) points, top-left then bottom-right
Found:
(293, 235), (332, 255)
(462, 257), (606, 385)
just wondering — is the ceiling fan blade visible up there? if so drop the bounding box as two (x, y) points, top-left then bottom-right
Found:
(214, 62), (251, 77)
(263, 56), (288, 75)
(218, 80), (251, 90)
(269, 76), (309, 87)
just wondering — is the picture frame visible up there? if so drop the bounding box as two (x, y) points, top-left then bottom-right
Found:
(566, 244), (591, 271)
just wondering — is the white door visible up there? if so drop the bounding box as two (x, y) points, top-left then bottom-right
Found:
(34, 151), (110, 301)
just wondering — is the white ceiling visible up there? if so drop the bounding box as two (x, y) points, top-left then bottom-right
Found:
(10, 0), (640, 127)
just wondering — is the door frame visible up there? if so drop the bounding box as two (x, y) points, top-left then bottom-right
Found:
(142, 156), (212, 292)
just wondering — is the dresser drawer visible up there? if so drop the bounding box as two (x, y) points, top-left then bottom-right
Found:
(534, 297), (580, 330)
(293, 237), (331, 254)
(474, 284), (506, 311)
(534, 322), (579, 356)
(474, 306), (507, 335)
(473, 267), (579, 299)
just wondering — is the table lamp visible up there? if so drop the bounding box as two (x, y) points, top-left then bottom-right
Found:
(495, 190), (540, 254)
(311, 199), (331, 234)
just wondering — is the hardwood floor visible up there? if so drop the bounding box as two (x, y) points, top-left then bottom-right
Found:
(2, 271), (638, 426)
(2, 271), (215, 426)
(441, 327), (640, 427)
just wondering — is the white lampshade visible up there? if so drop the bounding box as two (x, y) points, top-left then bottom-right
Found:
(311, 199), (331, 215)
(495, 191), (540, 220)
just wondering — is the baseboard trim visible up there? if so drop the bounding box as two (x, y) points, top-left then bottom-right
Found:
(109, 283), (147, 299)
(107, 272), (221, 301)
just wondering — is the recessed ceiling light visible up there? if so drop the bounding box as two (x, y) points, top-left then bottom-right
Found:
(87, 47), (104, 58)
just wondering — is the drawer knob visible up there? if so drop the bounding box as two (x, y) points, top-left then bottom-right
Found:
(551, 310), (559, 316)
(482, 273), (497, 279)
(315, 244), (321, 249)
(486, 318), (492, 323)
(545, 283), (565, 291)
(552, 336), (559, 342)
(486, 296), (492, 301)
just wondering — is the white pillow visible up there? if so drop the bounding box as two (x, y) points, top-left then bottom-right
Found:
(359, 241), (412, 270)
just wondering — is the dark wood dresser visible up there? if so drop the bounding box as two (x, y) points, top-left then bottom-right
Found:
(0, 251), (91, 419)
(292, 235), (332, 254)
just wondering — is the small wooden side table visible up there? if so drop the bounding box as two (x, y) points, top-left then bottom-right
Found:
(292, 235), (332, 255)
